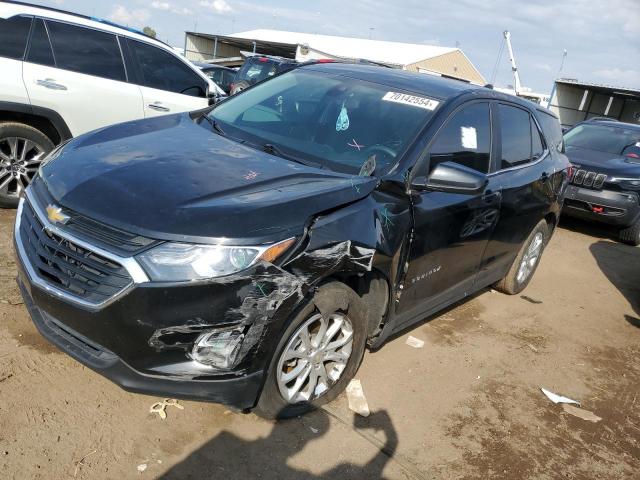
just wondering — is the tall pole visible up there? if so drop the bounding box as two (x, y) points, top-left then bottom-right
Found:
(504, 31), (522, 94)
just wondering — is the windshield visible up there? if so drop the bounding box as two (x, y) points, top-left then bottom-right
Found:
(564, 123), (640, 155)
(209, 69), (438, 175)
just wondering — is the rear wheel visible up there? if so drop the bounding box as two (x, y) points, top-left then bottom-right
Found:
(619, 220), (640, 246)
(0, 122), (54, 208)
(255, 282), (368, 419)
(494, 220), (549, 295)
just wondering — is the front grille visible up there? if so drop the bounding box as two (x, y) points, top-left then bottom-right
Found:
(18, 199), (133, 304)
(571, 169), (606, 190)
(31, 179), (156, 254)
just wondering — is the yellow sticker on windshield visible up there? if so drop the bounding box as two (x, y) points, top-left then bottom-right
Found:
(382, 92), (439, 110)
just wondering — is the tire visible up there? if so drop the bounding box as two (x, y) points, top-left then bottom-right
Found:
(0, 122), (54, 208)
(255, 282), (368, 419)
(494, 220), (549, 295)
(231, 80), (250, 95)
(619, 220), (640, 246)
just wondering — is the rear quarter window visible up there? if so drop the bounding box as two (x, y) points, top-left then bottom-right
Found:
(536, 110), (564, 153)
(0, 16), (32, 60)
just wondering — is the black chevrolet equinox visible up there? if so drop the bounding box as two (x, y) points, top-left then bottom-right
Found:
(15, 63), (570, 418)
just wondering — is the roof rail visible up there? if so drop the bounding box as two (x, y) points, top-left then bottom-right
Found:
(4, 0), (168, 46)
(587, 117), (619, 123)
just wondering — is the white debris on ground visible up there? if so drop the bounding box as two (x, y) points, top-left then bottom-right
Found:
(137, 463), (147, 473)
(346, 379), (370, 417)
(562, 404), (602, 423)
(149, 398), (184, 420)
(540, 388), (581, 406)
(405, 335), (425, 348)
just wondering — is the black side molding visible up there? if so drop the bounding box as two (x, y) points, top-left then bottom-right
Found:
(0, 100), (72, 142)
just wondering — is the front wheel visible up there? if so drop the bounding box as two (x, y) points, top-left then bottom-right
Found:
(619, 220), (640, 246)
(494, 220), (549, 295)
(0, 122), (54, 208)
(255, 282), (368, 419)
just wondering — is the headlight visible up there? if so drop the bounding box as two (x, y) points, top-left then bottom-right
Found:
(609, 177), (640, 190)
(191, 326), (245, 369)
(136, 237), (295, 281)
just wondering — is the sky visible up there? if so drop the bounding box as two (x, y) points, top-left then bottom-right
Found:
(35, 0), (639, 92)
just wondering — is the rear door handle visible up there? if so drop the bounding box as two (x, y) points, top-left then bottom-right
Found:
(483, 189), (502, 203)
(148, 102), (170, 112)
(36, 78), (67, 90)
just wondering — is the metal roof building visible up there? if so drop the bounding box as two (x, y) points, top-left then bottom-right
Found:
(184, 29), (486, 85)
(549, 78), (640, 128)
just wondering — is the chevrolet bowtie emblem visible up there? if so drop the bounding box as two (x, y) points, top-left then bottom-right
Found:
(46, 204), (70, 225)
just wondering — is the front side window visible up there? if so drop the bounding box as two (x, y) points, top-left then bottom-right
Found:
(45, 21), (126, 82)
(429, 102), (491, 173)
(564, 124), (640, 155)
(128, 40), (206, 97)
(211, 70), (437, 175)
(0, 15), (31, 60)
(499, 104), (533, 169)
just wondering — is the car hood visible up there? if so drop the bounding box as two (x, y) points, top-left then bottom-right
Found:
(565, 145), (640, 177)
(40, 113), (377, 244)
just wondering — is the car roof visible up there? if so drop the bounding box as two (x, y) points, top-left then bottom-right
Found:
(1, 1), (169, 49)
(301, 62), (483, 100)
(582, 119), (640, 131)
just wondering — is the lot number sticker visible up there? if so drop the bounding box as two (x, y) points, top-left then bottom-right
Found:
(461, 126), (478, 150)
(382, 92), (440, 110)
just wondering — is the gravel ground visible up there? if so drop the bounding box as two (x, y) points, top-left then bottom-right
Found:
(0, 209), (638, 480)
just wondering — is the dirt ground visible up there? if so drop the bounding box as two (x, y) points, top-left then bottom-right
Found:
(0, 208), (638, 480)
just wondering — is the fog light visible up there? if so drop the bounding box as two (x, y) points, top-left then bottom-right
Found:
(191, 327), (245, 369)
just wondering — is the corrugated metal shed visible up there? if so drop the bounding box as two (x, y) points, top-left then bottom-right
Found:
(185, 29), (486, 84)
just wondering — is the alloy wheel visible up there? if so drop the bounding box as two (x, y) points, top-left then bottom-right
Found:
(0, 137), (46, 198)
(516, 232), (544, 284)
(276, 312), (354, 404)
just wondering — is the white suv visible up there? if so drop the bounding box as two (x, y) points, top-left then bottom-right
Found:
(0, 1), (222, 207)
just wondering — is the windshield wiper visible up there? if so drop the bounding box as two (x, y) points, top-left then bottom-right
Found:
(200, 114), (226, 137)
(261, 143), (319, 168)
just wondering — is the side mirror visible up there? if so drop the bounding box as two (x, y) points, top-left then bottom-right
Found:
(416, 161), (488, 195)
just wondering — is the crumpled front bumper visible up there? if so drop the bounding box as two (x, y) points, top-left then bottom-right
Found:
(18, 278), (265, 409)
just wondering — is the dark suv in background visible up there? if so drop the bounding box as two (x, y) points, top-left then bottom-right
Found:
(562, 119), (640, 245)
(230, 54), (298, 95)
(15, 63), (569, 418)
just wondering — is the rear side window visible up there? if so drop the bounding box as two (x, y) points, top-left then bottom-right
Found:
(537, 110), (564, 153)
(26, 19), (55, 67)
(0, 16), (31, 60)
(46, 21), (126, 82)
(499, 104), (532, 168)
(128, 40), (206, 97)
(429, 102), (491, 173)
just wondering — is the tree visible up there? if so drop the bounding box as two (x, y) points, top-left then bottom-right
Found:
(143, 26), (156, 38)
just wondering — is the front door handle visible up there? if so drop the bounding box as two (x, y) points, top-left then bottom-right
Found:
(36, 78), (67, 90)
(148, 102), (170, 112)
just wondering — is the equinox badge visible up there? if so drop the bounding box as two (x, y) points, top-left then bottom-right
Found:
(46, 204), (70, 225)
